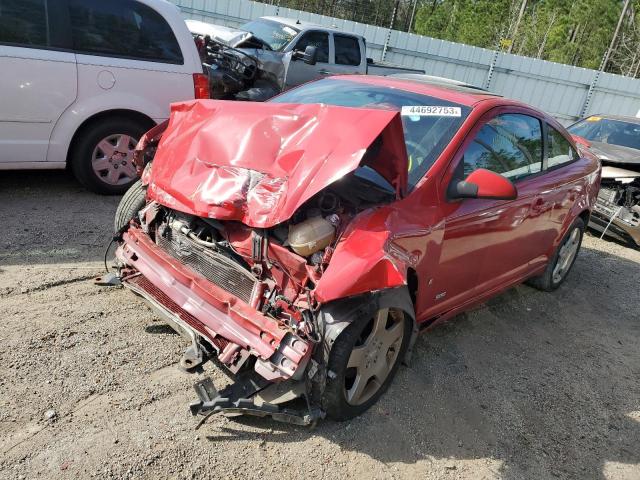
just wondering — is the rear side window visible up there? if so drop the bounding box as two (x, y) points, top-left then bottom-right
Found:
(68, 0), (183, 64)
(335, 35), (361, 66)
(547, 126), (578, 168)
(0, 0), (48, 47)
(294, 31), (329, 63)
(462, 114), (543, 181)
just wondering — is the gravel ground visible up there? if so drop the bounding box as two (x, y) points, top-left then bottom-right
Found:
(1, 170), (639, 480)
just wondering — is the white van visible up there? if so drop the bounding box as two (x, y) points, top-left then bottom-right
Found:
(0, 0), (206, 194)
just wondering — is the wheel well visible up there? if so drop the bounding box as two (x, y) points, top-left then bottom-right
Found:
(578, 209), (591, 226)
(66, 109), (156, 165)
(406, 267), (418, 310)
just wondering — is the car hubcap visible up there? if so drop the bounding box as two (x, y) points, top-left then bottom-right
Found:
(344, 308), (405, 406)
(552, 227), (581, 284)
(91, 134), (138, 186)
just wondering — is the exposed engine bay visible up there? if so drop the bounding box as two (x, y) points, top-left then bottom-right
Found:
(112, 170), (395, 424)
(196, 36), (280, 101)
(592, 174), (640, 246)
(194, 33), (296, 102)
(140, 172), (393, 335)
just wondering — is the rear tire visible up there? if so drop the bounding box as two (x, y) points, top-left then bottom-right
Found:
(527, 217), (584, 291)
(70, 117), (149, 195)
(322, 307), (411, 421)
(114, 180), (146, 233)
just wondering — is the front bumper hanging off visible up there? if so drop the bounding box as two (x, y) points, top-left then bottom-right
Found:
(114, 225), (312, 376)
(189, 375), (324, 426)
(111, 226), (325, 424)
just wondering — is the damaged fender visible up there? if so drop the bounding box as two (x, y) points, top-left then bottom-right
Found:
(314, 207), (420, 303)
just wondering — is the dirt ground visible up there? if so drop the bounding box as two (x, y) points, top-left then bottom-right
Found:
(1, 170), (639, 480)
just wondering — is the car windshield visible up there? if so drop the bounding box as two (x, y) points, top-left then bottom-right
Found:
(239, 19), (298, 51)
(270, 78), (471, 190)
(568, 117), (640, 151)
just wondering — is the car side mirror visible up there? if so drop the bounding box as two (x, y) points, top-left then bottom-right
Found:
(293, 45), (318, 65)
(448, 168), (517, 200)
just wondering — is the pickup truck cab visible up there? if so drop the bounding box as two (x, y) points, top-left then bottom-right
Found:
(187, 16), (422, 100)
(188, 16), (367, 86)
(0, 0), (207, 194)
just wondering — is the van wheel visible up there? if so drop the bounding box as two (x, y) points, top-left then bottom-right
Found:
(114, 180), (146, 233)
(527, 217), (584, 291)
(322, 307), (410, 421)
(71, 117), (149, 195)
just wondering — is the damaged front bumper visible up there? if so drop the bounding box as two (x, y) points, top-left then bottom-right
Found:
(115, 226), (312, 382)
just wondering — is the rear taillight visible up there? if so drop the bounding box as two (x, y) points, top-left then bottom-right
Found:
(193, 73), (209, 99)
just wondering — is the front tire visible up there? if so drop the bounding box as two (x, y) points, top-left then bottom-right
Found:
(70, 117), (149, 195)
(528, 217), (584, 291)
(114, 180), (146, 233)
(322, 307), (411, 421)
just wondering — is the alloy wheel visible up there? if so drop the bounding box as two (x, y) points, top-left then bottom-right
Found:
(344, 308), (405, 406)
(552, 227), (581, 284)
(91, 134), (139, 186)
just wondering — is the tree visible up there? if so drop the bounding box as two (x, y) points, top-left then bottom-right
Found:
(274, 0), (640, 77)
(413, 0), (633, 74)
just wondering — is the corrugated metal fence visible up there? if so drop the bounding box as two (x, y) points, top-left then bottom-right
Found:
(170, 0), (640, 125)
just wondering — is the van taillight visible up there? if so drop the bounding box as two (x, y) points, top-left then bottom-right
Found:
(193, 73), (209, 99)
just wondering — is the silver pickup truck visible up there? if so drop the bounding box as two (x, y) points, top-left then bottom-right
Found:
(188, 16), (423, 101)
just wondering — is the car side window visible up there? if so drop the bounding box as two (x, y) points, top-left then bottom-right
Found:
(0, 0), (48, 47)
(547, 125), (579, 168)
(462, 114), (543, 181)
(68, 0), (183, 64)
(294, 31), (329, 63)
(334, 35), (361, 66)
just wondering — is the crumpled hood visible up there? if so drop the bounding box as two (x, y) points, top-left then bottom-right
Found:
(185, 19), (252, 47)
(146, 100), (408, 228)
(588, 141), (640, 165)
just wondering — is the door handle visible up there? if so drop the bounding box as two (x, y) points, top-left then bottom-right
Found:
(318, 69), (331, 75)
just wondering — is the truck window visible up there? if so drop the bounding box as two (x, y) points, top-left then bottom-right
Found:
(334, 35), (361, 66)
(68, 0), (183, 64)
(0, 0), (48, 47)
(294, 31), (328, 63)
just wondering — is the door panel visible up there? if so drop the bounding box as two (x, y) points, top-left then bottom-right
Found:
(423, 111), (548, 319)
(284, 30), (331, 89)
(69, 0), (194, 121)
(422, 194), (535, 319)
(0, 47), (77, 163)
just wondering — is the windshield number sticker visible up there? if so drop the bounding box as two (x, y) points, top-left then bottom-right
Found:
(402, 106), (461, 117)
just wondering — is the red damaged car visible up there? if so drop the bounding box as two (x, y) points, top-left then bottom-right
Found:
(110, 75), (600, 424)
